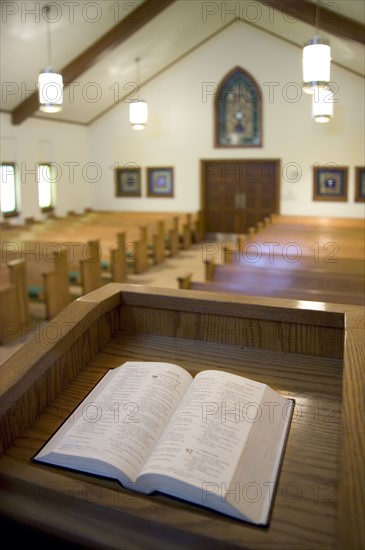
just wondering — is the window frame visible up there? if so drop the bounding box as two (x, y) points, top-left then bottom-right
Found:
(37, 162), (55, 213)
(214, 65), (263, 148)
(0, 162), (19, 218)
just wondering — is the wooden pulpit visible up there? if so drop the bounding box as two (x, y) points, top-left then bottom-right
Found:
(0, 284), (364, 549)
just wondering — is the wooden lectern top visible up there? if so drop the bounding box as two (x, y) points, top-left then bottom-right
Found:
(0, 283), (364, 549)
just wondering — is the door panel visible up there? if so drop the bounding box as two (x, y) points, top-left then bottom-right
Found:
(202, 160), (279, 234)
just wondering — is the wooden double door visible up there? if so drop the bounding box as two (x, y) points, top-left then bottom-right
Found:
(201, 159), (280, 234)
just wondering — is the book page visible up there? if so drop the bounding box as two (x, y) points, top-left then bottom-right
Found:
(225, 384), (294, 524)
(34, 362), (193, 485)
(137, 370), (267, 491)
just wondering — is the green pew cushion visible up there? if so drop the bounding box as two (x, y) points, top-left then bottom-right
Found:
(68, 271), (81, 284)
(27, 285), (45, 300)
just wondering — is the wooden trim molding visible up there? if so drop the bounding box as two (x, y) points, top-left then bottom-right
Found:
(257, 0), (365, 45)
(11, 0), (177, 125)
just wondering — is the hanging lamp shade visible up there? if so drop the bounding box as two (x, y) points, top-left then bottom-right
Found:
(312, 85), (334, 123)
(38, 67), (63, 112)
(129, 99), (148, 130)
(38, 5), (63, 113)
(302, 37), (331, 94)
(129, 57), (147, 130)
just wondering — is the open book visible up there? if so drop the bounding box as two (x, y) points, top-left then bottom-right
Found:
(33, 361), (294, 526)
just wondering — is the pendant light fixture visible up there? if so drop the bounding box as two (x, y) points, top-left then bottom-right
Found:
(311, 84), (334, 123)
(38, 4), (63, 113)
(129, 57), (148, 130)
(302, 1), (331, 94)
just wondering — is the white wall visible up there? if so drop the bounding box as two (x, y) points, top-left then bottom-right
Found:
(89, 22), (365, 217)
(1, 22), (364, 221)
(0, 113), (90, 222)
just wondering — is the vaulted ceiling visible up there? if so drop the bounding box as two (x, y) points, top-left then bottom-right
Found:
(1, 0), (364, 126)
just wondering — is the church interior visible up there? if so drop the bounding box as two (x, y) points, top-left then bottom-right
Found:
(0, 1), (364, 548)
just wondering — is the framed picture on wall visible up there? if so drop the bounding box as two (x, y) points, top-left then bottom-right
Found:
(115, 166), (141, 197)
(147, 167), (174, 197)
(313, 166), (348, 202)
(355, 167), (365, 202)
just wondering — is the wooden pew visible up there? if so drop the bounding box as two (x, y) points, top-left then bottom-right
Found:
(193, 214), (365, 307)
(178, 276), (365, 306)
(68, 240), (103, 295)
(2, 209), (199, 274)
(67, 210), (83, 217)
(134, 226), (150, 274)
(80, 259), (102, 294)
(180, 257), (365, 306)
(171, 214), (193, 251)
(205, 258), (216, 281)
(24, 216), (42, 225)
(111, 232), (129, 283)
(145, 219), (178, 265)
(245, 216), (365, 261)
(1, 243), (72, 320)
(191, 210), (204, 243)
(152, 219), (181, 261)
(100, 231), (128, 283)
(42, 247), (72, 318)
(151, 222), (166, 265)
(0, 259), (30, 343)
(211, 214), (365, 270)
(220, 244), (365, 276)
(65, 211), (195, 261)
(180, 216), (192, 250)
(155, 219), (174, 259)
(177, 272), (193, 290)
(107, 247), (126, 284)
(168, 226), (180, 257)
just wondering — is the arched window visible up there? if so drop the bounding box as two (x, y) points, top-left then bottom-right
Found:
(215, 66), (262, 147)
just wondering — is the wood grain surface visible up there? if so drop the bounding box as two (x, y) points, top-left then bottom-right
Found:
(0, 284), (364, 549)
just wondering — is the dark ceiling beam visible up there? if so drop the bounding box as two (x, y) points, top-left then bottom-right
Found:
(257, 0), (365, 45)
(11, 0), (176, 125)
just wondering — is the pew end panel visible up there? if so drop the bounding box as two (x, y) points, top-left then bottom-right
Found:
(8, 258), (30, 327)
(79, 258), (103, 294)
(109, 246), (127, 283)
(0, 285), (24, 343)
(152, 233), (166, 265)
(0, 284), (363, 550)
(101, 234), (129, 283)
(133, 227), (150, 274)
(0, 259), (30, 343)
(223, 242), (242, 264)
(41, 247), (72, 319)
(167, 228), (180, 257)
(42, 270), (72, 320)
(71, 240), (103, 295)
(204, 258), (216, 281)
(177, 273), (193, 290)
(133, 239), (149, 274)
(180, 223), (192, 250)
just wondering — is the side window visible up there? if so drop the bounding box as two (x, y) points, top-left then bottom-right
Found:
(0, 163), (18, 217)
(37, 163), (55, 211)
